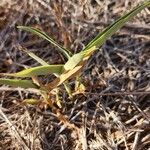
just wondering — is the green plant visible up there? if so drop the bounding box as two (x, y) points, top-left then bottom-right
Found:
(0, 1), (150, 108)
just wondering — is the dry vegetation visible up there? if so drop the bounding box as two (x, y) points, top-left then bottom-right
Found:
(0, 0), (150, 150)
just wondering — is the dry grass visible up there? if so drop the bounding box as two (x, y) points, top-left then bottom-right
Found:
(0, 0), (150, 149)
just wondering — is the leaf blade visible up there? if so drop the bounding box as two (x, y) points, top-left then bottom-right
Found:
(0, 65), (64, 77)
(83, 1), (150, 53)
(18, 46), (49, 66)
(0, 78), (39, 89)
(17, 26), (72, 59)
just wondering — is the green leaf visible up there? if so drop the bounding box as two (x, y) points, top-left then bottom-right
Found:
(0, 65), (64, 77)
(83, 1), (150, 53)
(20, 46), (49, 66)
(0, 78), (39, 89)
(63, 53), (83, 71)
(17, 26), (72, 59)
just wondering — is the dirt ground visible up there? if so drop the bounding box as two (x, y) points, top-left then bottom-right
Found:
(0, 0), (150, 150)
